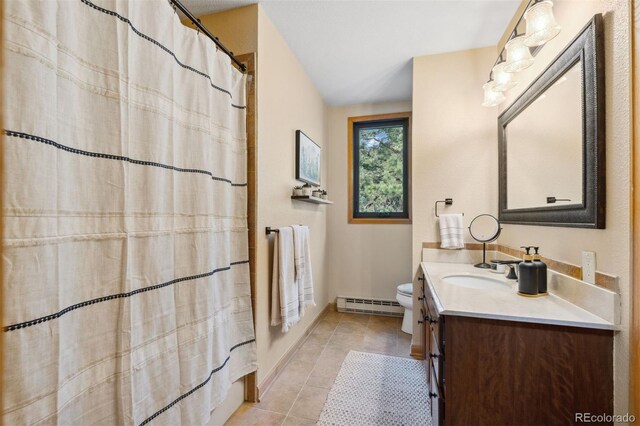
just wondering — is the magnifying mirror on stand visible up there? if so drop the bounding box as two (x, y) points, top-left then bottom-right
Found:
(468, 214), (502, 269)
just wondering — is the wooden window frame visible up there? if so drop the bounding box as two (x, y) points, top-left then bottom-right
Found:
(347, 112), (412, 224)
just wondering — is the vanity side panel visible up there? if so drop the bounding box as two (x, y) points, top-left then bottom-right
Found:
(573, 326), (614, 418)
(445, 316), (613, 426)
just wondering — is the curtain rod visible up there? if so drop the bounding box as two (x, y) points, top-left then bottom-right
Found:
(169, 0), (247, 73)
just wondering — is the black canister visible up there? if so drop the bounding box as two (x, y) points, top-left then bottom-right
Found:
(518, 246), (538, 296)
(532, 247), (548, 295)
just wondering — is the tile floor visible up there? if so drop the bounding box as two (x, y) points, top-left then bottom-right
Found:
(225, 311), (414, 426)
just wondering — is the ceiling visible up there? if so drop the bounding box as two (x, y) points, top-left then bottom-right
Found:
(182, 0), (521, 106)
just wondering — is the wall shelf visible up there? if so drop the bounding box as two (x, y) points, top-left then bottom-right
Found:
(291, 195), (333, 205)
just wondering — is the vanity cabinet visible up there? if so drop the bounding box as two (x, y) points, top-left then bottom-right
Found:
(418, 272), (614, 426)
(419, 274), (446, 426)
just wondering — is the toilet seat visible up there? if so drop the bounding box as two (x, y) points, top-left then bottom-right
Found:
(397, 283), (412, 296)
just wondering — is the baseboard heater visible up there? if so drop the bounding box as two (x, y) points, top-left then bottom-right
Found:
(336, 296), (403, 317)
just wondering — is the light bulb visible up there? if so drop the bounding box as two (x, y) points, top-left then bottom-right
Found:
(491, 62), (517, 92)
(523, 0), (561, 47)
(482, 81), (505, 107)
(504, 35), (534, 73)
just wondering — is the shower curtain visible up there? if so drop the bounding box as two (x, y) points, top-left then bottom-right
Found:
(2, 0), (256, 424)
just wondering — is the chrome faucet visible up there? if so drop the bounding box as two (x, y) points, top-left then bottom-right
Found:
(502, 261), (519, 280)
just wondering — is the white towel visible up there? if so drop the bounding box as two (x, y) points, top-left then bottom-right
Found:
(270, 227), (300, 332)
(292, 225), (316, 317)
(439, 213), (464, 249)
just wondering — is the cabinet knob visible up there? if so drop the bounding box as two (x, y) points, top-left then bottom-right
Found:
(429, 391), (438, 398)
(429, 353), (439, 359)
(418, 296), (424, 301)
(429, 317), (438, 325)
(417, 319), (424, 324)
(418, 276), (425, 281)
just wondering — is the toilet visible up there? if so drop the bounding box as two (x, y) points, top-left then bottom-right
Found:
(396, 283), (413, 334)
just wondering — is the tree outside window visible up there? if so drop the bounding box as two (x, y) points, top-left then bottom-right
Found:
(348, 112), (411, 224)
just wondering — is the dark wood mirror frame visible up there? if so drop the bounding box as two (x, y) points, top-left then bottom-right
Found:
(498, 14), (605, 229)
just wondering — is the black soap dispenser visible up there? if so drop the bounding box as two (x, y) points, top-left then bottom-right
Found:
(518, 246), (538, 297)
(532, 246), (548, 295)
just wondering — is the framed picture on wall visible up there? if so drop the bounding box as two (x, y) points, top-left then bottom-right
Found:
(295, 130), (321, 186)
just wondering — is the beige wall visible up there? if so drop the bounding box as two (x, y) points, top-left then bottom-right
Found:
(411, 47), (499, 272)
(498, 0), (632, 415)
(193, 3), (330, 390)
(326, 101), (413, 302)
(255, 5), (329, 385)
(185, 5), (257, 56)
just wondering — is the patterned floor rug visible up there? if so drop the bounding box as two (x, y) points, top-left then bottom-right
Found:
(317, 351), (431, 426)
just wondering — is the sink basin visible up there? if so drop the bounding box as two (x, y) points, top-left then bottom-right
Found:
(441, 274), (510, 291)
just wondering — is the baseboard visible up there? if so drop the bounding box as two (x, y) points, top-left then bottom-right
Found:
(410, 344), (424, 360)
(256, 303), (331, 400)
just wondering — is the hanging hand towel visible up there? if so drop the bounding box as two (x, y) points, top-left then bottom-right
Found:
(439, 213), (465, 249)
(292, 225), (316, 317)
(271, 227), (300, 332)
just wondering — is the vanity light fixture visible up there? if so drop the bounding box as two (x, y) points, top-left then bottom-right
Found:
(491, 62), (517, 91)
(523, 0), (561, 47)
(482, 80), (506, 107)
(481, 0), (561, 107)
(504, 35), (534, 73)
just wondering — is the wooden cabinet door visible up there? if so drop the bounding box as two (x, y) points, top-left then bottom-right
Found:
(429, 329), (443, 386)
(421, 307), (430, 386)
(430, 360), (445, 426)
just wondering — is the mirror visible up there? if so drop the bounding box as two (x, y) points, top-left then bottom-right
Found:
(468, 214), (501, 269)
(507, 62), (583, 209)
(498, 15), (605, 228)
(469, 214), (501, 242)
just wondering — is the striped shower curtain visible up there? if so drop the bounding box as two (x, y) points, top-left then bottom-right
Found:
(2, 0), (256, 424)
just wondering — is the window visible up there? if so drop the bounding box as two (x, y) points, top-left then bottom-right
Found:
(348, 112), (411, 223)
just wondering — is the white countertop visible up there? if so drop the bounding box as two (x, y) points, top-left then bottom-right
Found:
(420, 262), (617, 331)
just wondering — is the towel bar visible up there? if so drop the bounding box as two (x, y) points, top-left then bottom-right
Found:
(435, 199), (452, 217)
(265, 227), (279, 235)
(265, 225), (305, 236)
(435, 198), (463, 217)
